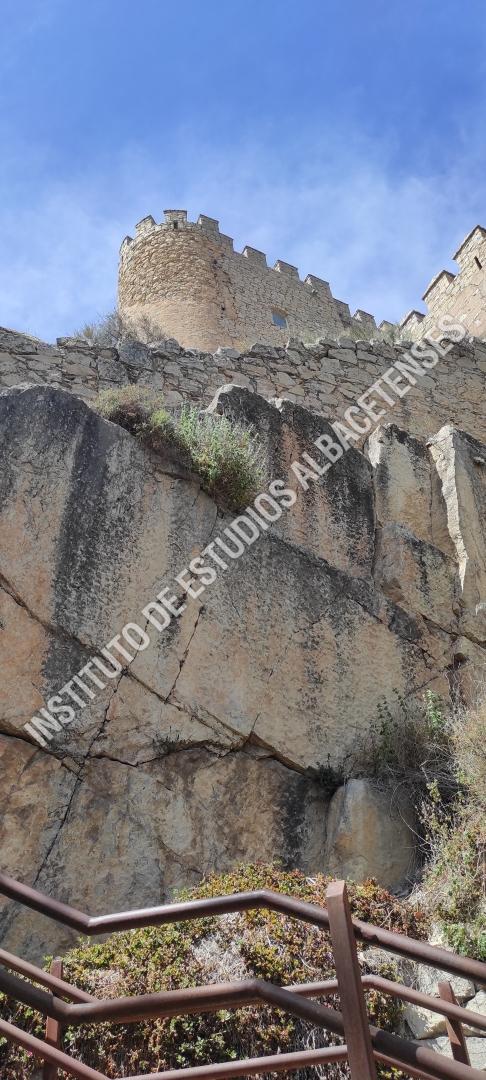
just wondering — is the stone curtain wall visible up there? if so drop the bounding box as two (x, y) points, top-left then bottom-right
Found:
(1, 325), (485, 445)
(400, 224), (486, 342)
(118, 211), (393, 351)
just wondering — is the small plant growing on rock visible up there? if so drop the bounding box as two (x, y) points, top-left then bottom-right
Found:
(172, 406), (265, 512)
(306, 754), (345, 798)
(152, 727), (183, 757)
(94, 387), (264, 512)
(94, 385), (168, 434)
(73, 309), (166, 346)
(357, 690), (457, 814)
(92, 386), (263, 511)
(418, 697), (486, 960)
(357, 689), (485, 960)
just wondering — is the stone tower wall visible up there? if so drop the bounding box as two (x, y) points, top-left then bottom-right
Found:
(400, 225), (486, 342)
(118, 210), (389, 351)
(119, 213), (486, 351)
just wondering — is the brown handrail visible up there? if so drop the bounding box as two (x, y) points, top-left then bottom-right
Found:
(2, 978), (485, 1080)
(124, 1045), (351, 1079)
(327, 878), (377, 1077)
(0, 968), (346, 1032)
(0, 947), (95, 1002)
(43, 958), (64, 1080)
(364, 975), (486, 1033)
(2, 950), (485, 1036)
(1, 871), (485, 985)
(0, 1018), (350, 1080)
(4, 1001), (484, 1080)
(2, 872), (486, 1080)
(0, 1018), (108, 1080)
(439, 981), (471, 1066)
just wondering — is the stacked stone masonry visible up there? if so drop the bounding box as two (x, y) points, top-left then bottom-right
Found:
(118, 210), (395, 351)
(400, 224), (486, 342)
(119, 212), (486, 350)
(1, 325), (485, 446)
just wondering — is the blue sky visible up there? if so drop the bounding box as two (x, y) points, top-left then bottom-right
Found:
(2, 0), (486, 341)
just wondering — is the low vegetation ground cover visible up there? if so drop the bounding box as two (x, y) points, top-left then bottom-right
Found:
(0, 866), (428, 1079)
(94, 385), (265, 512)
(73, 310), (164, 347)
(359, 690), (485, 960)
(417, 697), (486, 960)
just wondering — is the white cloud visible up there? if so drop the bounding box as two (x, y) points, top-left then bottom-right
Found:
(1, 129), (485, 341)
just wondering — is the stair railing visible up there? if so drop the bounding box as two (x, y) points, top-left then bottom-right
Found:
(0, 872), (485, 1080)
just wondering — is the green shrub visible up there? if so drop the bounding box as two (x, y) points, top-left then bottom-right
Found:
(170, 406), (265, 512)
(360, 690), (485, 961)
(73, 309), (165, 346)
(418, 699), (486, 960)
(451, 697), (486, 806)
(94, 386), (265, 512)
(0, 865), (427, 1079)
(94, 385), (168, 434)
(355, 690), (457, 824)
(420, 801), (485, 959)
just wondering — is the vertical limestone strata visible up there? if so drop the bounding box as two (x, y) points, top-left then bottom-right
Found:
(0, 381), (485, 959)
(428, 425), (486, 644)
(207, 384), (377, 577)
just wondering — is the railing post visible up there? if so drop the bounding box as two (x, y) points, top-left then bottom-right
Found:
(438, 979), (471, 1066)
(43, 958), (63, 1080)
(326, 880), (377, 1080)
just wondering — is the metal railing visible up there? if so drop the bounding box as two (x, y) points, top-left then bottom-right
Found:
(0, 870), (485, 1080)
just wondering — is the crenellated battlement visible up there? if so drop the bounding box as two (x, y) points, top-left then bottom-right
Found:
(121, 209), (343, 295)
(399, 224), (486, 341)
(122, 209), (486, 351)
(118, 210), (390, 351)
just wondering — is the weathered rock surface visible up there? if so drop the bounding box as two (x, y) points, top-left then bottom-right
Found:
(1, 734), (328, 961)
(324, 779), (417, 889)
(424, 1038), (486, 1070)
(429, 425), (486, 645)
(209, 384), (376, 576)
(404, 987), (486, 1040)
(0, 381), (485, 958)
(367, 424), (452, 551)
(374, 523), (459, 630)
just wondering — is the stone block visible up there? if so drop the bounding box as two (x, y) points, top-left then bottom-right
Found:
(424, 1037), (486, 1069)
(325, 779), (417, 889)
(374, 523), (459, 629)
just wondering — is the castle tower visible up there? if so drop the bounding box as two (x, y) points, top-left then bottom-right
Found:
(118, 210), (380, 351)
(399, 225), (486, 342)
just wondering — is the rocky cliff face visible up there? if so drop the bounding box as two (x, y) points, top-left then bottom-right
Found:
(1, 372), (485, 960)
